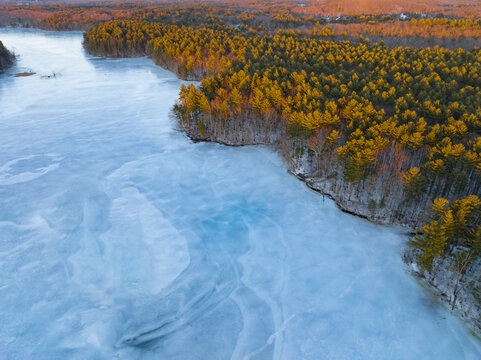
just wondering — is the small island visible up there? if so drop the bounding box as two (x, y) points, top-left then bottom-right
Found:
(0, 40), (14, 73)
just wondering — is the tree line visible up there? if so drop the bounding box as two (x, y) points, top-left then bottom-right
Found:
(4, 2), (481, 42)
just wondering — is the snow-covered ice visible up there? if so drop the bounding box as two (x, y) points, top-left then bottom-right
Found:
(0, 29), (480, 359)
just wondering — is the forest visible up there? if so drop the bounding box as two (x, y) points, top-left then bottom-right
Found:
(2, 0), (481, 323)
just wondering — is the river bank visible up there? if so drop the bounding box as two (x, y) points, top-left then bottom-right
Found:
(179, 116), (481, 337)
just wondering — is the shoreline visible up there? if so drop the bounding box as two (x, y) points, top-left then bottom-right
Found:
(182, 125), (481, 338)
(182, 128), (418, 229)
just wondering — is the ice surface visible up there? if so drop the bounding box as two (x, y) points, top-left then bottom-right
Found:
(0, 29), (481, 359)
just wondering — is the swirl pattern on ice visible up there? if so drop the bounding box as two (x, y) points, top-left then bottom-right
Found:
(0, 154), (62, 185)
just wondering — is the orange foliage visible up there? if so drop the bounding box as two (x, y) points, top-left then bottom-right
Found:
(329, 20), (481, 40)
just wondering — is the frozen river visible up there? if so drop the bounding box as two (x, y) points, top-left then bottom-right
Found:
(0, 29), (480, 359)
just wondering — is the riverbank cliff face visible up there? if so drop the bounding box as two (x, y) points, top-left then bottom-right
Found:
(178, 113), (425, 232)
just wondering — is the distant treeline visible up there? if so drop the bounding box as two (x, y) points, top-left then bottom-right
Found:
(3, 2), (481, 46)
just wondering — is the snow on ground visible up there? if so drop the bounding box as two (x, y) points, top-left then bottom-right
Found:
(0, 29), (480, 359)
